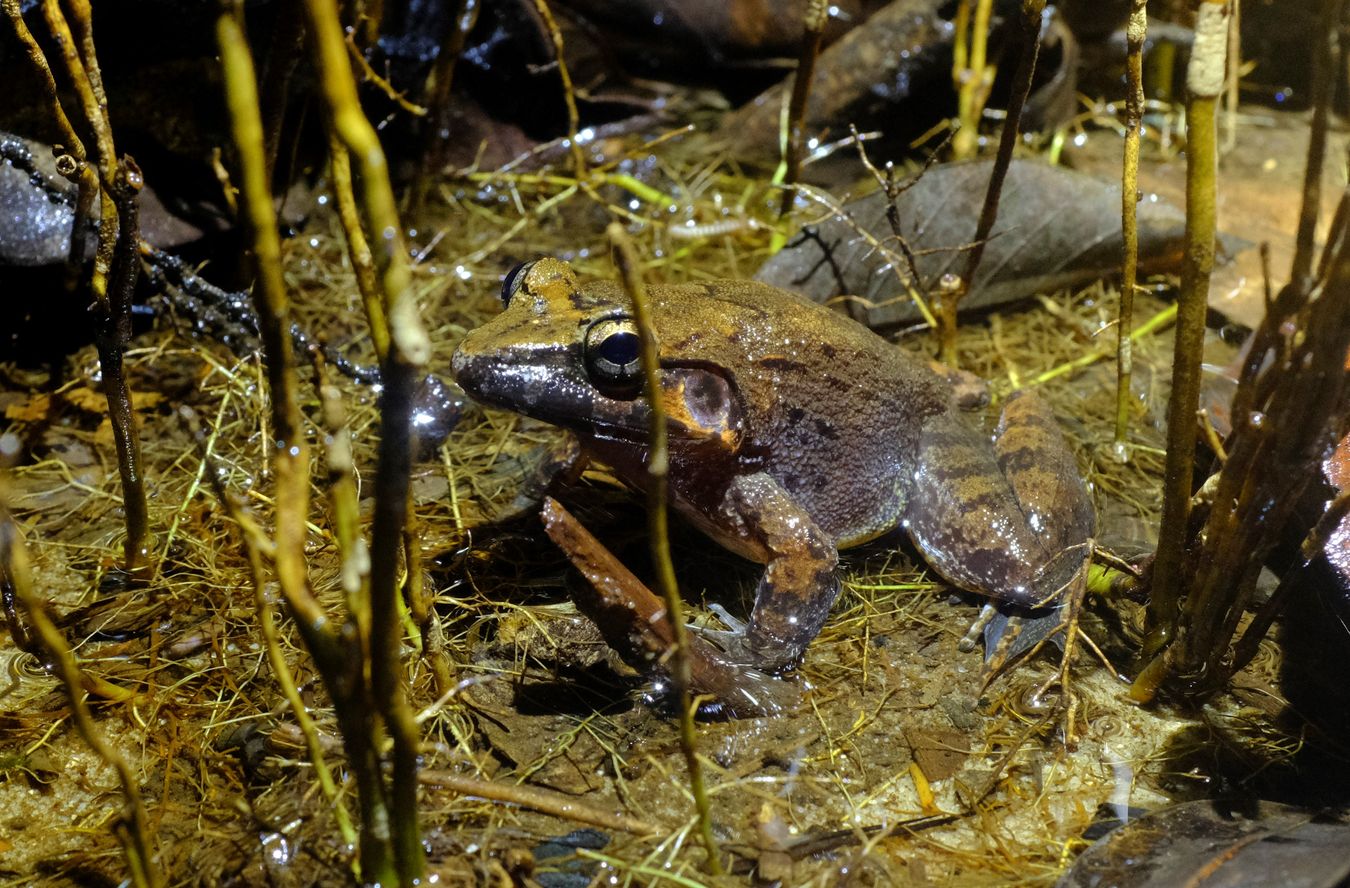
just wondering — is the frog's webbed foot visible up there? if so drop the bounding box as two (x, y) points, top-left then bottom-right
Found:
(688, 602), (748, 645)
(958, 600), (1065, 672)
(980, 603), (1066, 672)
(485, 436), (585, 524)
(718, 473), (841, 674)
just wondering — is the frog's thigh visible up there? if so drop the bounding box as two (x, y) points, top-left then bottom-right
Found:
(993, 390), (1096, 555)
(906, 410), (1048, 607)
(721, 472), (840, 673)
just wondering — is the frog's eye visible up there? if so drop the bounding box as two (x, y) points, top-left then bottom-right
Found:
(585, 318), (643, 394)
(500, 260), (536, 308)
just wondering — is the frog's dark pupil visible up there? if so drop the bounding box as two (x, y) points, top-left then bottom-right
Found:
(598, 331), (640, 368)
(500, 260), (534, 307)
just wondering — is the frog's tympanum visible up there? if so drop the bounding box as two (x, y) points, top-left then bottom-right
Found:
(452, 258), (1095, 673)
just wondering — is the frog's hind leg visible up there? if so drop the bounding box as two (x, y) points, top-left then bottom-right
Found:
(991, 391), (1096, 569)
(906, 391), (1095, 609)
(908, 391), (1096, 739)
(905, 408), (1054, 608)
(990, 391), (1098, 741)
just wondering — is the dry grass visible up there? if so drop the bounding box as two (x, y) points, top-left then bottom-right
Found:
(0, 127), (1314, 886)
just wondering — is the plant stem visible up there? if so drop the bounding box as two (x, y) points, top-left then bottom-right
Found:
(36, 0), (151, 572)
(1, 504), (163, 888)
(532, 0), (586, 178)
(1115, 0), (1147, 449)
(778, 0), (827, 217)
(946, 0), (1045, 365)
(217, 6), (402, 882)
(608, 224), (724, 876)
(1134, 0), (1229, 696)
(1290, 0), (1342, 285)
(952, 0), (995, 161)
(299, 0), (430, 878)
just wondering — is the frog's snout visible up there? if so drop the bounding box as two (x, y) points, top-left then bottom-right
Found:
(449, 342), (473, 386)
(449, 341), (491, 402)
(449, 334), (587, 424)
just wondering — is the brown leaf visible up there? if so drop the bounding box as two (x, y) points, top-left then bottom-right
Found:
(63, 384), (163, 414)
(1059, 800), (1350, 888)
(905, 727), (969, 782)
(3, 393), (53, 423)
(756, 159), (1217, 329)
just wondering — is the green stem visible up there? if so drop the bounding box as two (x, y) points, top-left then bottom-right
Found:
(1134, 0), (1228, 697)
(608, 224), (724, 876)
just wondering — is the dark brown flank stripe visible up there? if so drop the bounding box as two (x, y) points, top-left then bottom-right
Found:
(757, 356), (813, 374)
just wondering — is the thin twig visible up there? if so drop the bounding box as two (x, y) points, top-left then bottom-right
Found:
(328, 132), (390, 361)
(608, 224), (724, 875)
(778, 0), (828, 217)
(1133, 0), (1231, 699)
(421, 770), (658, 836)
(531, 0), (586, 178)
(1290, 0), (1343, 285)
(1115, 0), (1147, 450)
(946, 0), (1046, 365)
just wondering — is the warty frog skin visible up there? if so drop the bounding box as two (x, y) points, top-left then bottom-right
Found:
(452, 258), (1095, 673)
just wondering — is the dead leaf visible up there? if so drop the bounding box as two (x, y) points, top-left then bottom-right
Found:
(63, 385), (163, 414)
(4, 393), (53, 423)
(1059, 800), (1350, 888)
(720, 0), (952, 162)
(755, 159), (1226, 329)
(905, 727), (969, 781)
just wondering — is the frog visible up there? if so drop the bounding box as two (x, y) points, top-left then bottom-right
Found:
(451, 257), (1095, 674)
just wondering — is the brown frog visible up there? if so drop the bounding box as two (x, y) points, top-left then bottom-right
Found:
(452, 258), (1094, 673)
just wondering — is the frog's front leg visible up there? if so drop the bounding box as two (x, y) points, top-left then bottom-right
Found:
(490, 435), (585, 523)
(717, 472), (840, 673)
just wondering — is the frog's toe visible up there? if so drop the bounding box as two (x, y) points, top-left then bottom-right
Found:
(980, 604), (1066, 680)
(688, 615), (803, 673)
(689, 621), (753, 660)
(686, 603), (749, 649)
(959, 603), (999, 652)
(705, 603), (748, 634)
